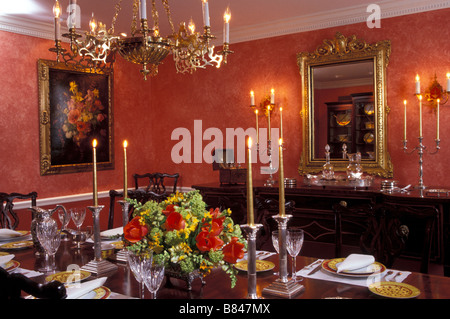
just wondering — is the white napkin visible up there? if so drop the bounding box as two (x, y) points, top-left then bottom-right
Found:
(65, 277), (107, 299)
(100, 227), (123, 238)
(337, 254), (375, 273)
(0, 229), (22, 239)
(0, 254), (14, 267)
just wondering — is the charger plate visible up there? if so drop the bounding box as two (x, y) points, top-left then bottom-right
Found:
(235, 260), (275, 272)
(368, 282), (420, 299)
(322, 258), (386, 277)
(0, 240), (33, 250)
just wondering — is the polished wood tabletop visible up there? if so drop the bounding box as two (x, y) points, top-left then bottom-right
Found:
(5, 239), (450, 302)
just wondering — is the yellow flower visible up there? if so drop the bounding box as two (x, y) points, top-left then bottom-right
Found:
(69, 81), (78, 94)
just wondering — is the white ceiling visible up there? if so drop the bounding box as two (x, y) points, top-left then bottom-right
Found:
(0, 0), (449, 44)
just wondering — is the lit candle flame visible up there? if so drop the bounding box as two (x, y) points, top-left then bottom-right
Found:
(92, 139), (98, 148)
(248, 137), (252, 149)
(416, 74), (420, 82)
(123, 140), (128, 148)
(279, 138), (283, 146)
(53, 0), (61, 18)
(89, 13), (97, 33)
(188, 18), (195, 34)
(224, 7), (231, 23)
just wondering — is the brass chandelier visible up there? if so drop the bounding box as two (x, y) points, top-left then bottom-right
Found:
(50, 0), (233, 79)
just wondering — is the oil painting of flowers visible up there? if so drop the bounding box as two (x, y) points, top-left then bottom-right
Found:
(48, 67), (112, 168)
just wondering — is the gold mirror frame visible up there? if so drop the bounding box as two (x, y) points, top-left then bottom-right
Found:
(297, 32), (393, 178)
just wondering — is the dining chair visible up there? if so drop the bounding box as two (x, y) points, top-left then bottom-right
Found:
(0, 267), (66, 299)
(133, 172), (179, 194)
(334, 201), (438, 273)
(254, 197), (296, 250)
(107, 188), (168, 229)
(0, 192), (38, 230)
(333, 201), (372, 258)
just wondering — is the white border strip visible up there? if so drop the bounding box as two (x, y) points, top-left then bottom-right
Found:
(12, 187), (193, 210)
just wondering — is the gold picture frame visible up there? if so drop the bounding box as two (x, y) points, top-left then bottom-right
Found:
(38, 59), (114, 175)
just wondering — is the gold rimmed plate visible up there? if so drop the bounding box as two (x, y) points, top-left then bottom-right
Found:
(0, 240), (33, 250)
(3, 260), (20, 272)
(45, 270), (91, 284)
(322, 258), (386, 277)
(0, 230), (31, 242)
(235, 260), (275, 272)
(368, 282), (420, 299)
(78, 286), (111, 299)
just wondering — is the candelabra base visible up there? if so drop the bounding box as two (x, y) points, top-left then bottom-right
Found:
(81, 258), (118, 276)
(262, 278), (304, 299)
(108, 249), (128, 263)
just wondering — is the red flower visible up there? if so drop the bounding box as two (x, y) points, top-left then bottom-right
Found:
(162, 204), (175, 216)
(195, 230), (224, 252)
(165, 211), (185, 231)
(222, 237), (245, 264)
(202, 208), (225, 236)
(124, 216), (148, 243)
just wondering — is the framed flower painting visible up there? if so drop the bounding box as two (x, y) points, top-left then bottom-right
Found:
(38, 59), (114, 175)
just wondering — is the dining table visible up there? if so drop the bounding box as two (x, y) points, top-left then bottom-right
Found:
(1, 232), (449, 315)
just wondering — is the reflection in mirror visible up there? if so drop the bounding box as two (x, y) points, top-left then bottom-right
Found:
(312, 60), (375, 159)
(297, 32), (393, 177)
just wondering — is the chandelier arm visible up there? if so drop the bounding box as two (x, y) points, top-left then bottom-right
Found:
(151, 0), (159, 32)
(131, 0), (140, 36)
(109, 0), (123, 35)
(162, 0), (175, 34)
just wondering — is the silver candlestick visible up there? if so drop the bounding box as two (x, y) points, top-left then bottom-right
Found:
(81, 205), (118, 275)
(403, 137), (440, 190)
(110, 200), (131, 263)
(262, 214), (304, 298)
(240, 223), (263, 299)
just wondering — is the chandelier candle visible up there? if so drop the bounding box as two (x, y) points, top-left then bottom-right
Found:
(202, 0), (210, 27)
(415, 74), (421, 95)
(140, 0), (147, 20)
(223, 8), (231, 43)
(247, 137), (254, 226)
(92, 139), (98, 207)
(53, 1), (61, 41)
(123, 140), (128, 200)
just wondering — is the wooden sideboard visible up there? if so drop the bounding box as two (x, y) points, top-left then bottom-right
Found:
(192, 182), (450, 276)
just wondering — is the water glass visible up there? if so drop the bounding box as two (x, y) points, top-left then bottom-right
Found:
(70, 208), (86, 249)
(58, 209), (70, 241)
(287, 228), (304, 282)
(127, 250), (151, 299)
(143, 260), (165, 299)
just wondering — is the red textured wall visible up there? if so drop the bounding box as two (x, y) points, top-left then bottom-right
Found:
(1, 9), (450, 229)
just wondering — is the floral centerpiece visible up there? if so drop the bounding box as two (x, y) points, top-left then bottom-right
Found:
(123, 190), (247, 288)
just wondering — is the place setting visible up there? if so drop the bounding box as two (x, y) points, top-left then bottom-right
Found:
(297, 253), (420, 299)
(0, 228), (33, 250)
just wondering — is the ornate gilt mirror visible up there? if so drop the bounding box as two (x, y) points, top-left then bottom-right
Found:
(297, 32), (393, 177)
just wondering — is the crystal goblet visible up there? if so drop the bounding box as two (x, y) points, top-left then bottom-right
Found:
(143, 260), (165, 299)
(70, 208), (86, 249)
(127, 250), (152, 299)
(286, 227), (304, 282)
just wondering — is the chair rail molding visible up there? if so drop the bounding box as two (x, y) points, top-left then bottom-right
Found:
(12, 187), (193, 210)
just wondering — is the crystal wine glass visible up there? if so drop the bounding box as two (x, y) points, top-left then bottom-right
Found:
(127, 250), (151, 299)
(143, 260), (165, 299)
(286, 227), (304, 282)
(70, 208), (86, 249)
(58, 208), (70, 241)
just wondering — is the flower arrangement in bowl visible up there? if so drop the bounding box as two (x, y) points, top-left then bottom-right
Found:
(123, 190), (247, 288)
